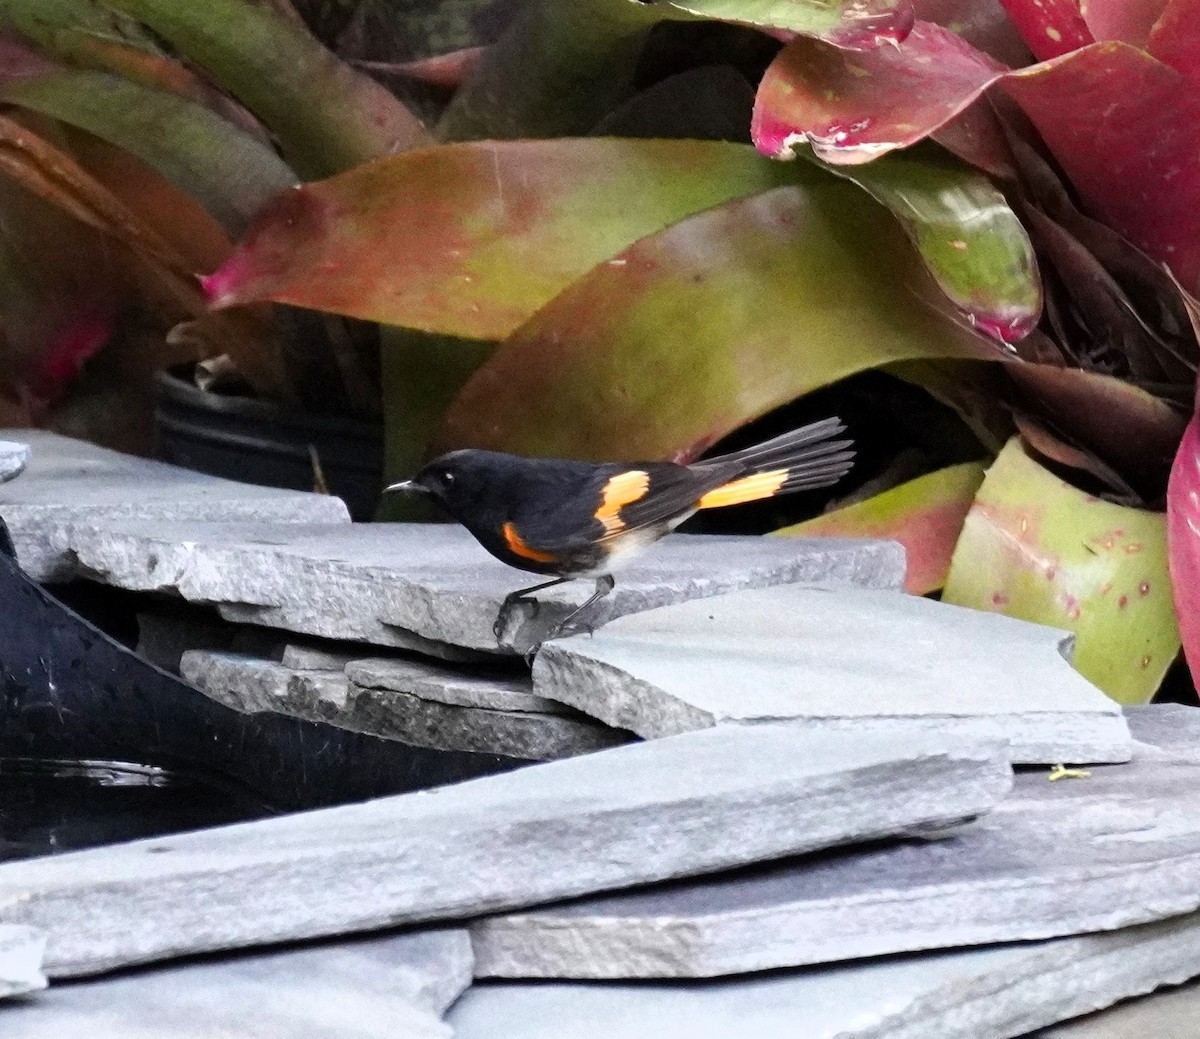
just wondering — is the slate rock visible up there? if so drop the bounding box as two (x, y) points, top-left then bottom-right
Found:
(1, 928), (472, 1037)
(0, 724), (1009, 977)
(0, 430), (349, 582)
(181, 651), (352, 721)
(347, 657), (567, 714)
(1031, 975), (1200, 1037)
(533, 584), (1131, 764)
(59, 518), (904, 654)
(0, 441), (30, 485)
(451, 911), (1200, 1039)
(469, 705), (1200, 978)
(0, 925), (45, 999)
(182, 650), (628, 760)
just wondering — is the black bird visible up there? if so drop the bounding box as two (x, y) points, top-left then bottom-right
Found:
(388, 418), (854, 640)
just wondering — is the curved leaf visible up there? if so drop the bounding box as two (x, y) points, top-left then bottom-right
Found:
(0, 0), (162, 66)
(205, 139), (795, 339)
(1005, 363), (1187, 499)
(943, 437), (1178, 705)
(651, 0), (915, 46)
(776, 461), (986, 593)
(804, 144), (1040, 342)
(102, 0), (425, 178)
(1001, 42), (1200, 289)
(436, 182), (1002, 461)
(3, 70), (295, 235)
(1167, 410), (1200, 688)
(996, 0), (1093, 59)
(1148, 0), (1200, 87)
(752, 21), (1007, 163)
(1079, 0), (1165, 47)
(437, 0), (667, 142)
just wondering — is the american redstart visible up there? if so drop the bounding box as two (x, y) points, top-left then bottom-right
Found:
(387, 417), (854, 639)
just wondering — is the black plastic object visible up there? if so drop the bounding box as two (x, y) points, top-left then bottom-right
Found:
(0, 518), (523, 813)
(154, 369), (384, 521)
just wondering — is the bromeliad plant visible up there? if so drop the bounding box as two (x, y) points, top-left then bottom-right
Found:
(0, 0), (1197, 704)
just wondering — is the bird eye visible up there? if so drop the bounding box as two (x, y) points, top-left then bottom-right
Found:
(440, 470), (455, 486)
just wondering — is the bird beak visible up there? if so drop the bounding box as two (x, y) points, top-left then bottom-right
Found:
(384, 480), (432, 496)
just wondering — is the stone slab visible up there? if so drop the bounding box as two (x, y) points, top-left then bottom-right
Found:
(0, 430), (350, 582)
(450, 910), (1200, 1039)
(56, 518), (904, 653)
(468, 706), (1200, 978)
(533, 583), (1131, 764)
(1, 928), (472, 1037)
(181, 650), (629, 760)
(0, 925), (45, 1000)
(0, 441), (29, 485)
(0, 724), (1009, 977)
(1031, 976), (1200, 1037)
(347, 657), (567, 714)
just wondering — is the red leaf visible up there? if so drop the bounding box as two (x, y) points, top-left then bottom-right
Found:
(1147, 0), (1200, 87)
(25, 309), (115, 403)
(996, 0), (1093, 60)
(1080, 0), (1166, 47)
(753, 22), (1008, 163)
(1001, 42), (1200, 288)
(1168, 411), (1200, 683)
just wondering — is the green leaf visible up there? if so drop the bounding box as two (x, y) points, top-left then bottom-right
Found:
(3, 70), (295, 235)
(436, 0), (668, 141)
(205, 139), (796, 339)
(436, 181), (1004, 461)
(651, 0), (914, 44)
(0, 0), (162, 67)
(942, 437), (1179, 705)
(776, 462), (986, 594)
(102, 0), (424, 178)
(804, 144), (1041, 342)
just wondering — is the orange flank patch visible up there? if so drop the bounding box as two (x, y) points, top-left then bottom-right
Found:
(697, 469), (788, 510)
(502, 521), (558, 564)
(596, 469), (651, 535)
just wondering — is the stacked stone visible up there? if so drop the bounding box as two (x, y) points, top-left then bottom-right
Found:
(0, 431), (1192, 1038)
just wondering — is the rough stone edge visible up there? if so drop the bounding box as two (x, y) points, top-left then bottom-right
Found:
(0, 925), (47, 999)
(533, 644), (1131, 764)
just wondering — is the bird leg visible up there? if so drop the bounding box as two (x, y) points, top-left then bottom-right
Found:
(493, 576), (574, 641)
(546, 574), (616, 641)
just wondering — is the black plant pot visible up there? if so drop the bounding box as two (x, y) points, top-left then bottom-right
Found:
(154, 370), (384, 521)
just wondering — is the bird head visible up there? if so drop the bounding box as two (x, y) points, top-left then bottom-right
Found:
(385, 450), (499, 518)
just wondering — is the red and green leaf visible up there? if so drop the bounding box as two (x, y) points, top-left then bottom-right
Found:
(753, 22), (1007, 163)
(776, 461), (986, 594)
(944, 437), (1178, 704)
(435, 181), (1001, 462)
(204, 139), (796, 340)
(102, 0), (425, 178)
(4, 70), (295, 235)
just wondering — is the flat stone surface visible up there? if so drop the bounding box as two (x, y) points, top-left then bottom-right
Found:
(182, 651), (629, 760)
(0, 725), (1009, 977)
(1031, 976), (1200, 1037)
(0, 925), (45, 1000)
(0, 441), (29, 485)
(469, 706), (1200, 978)
(533, 584), (1131, 764)
(57, 518), (904, 653)
(0, 430), (350, 582)
(451, 911), (1200, 1039)
(347, 657), (567, 714)
(1, 928), (472, 1037)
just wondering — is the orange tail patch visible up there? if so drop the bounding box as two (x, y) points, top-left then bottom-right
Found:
(697, 469), (788, 510)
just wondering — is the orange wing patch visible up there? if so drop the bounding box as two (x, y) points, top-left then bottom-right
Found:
(697, 469), (788, 510)
(502, 521), (559, 564)
(596, 470), (651, 535)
